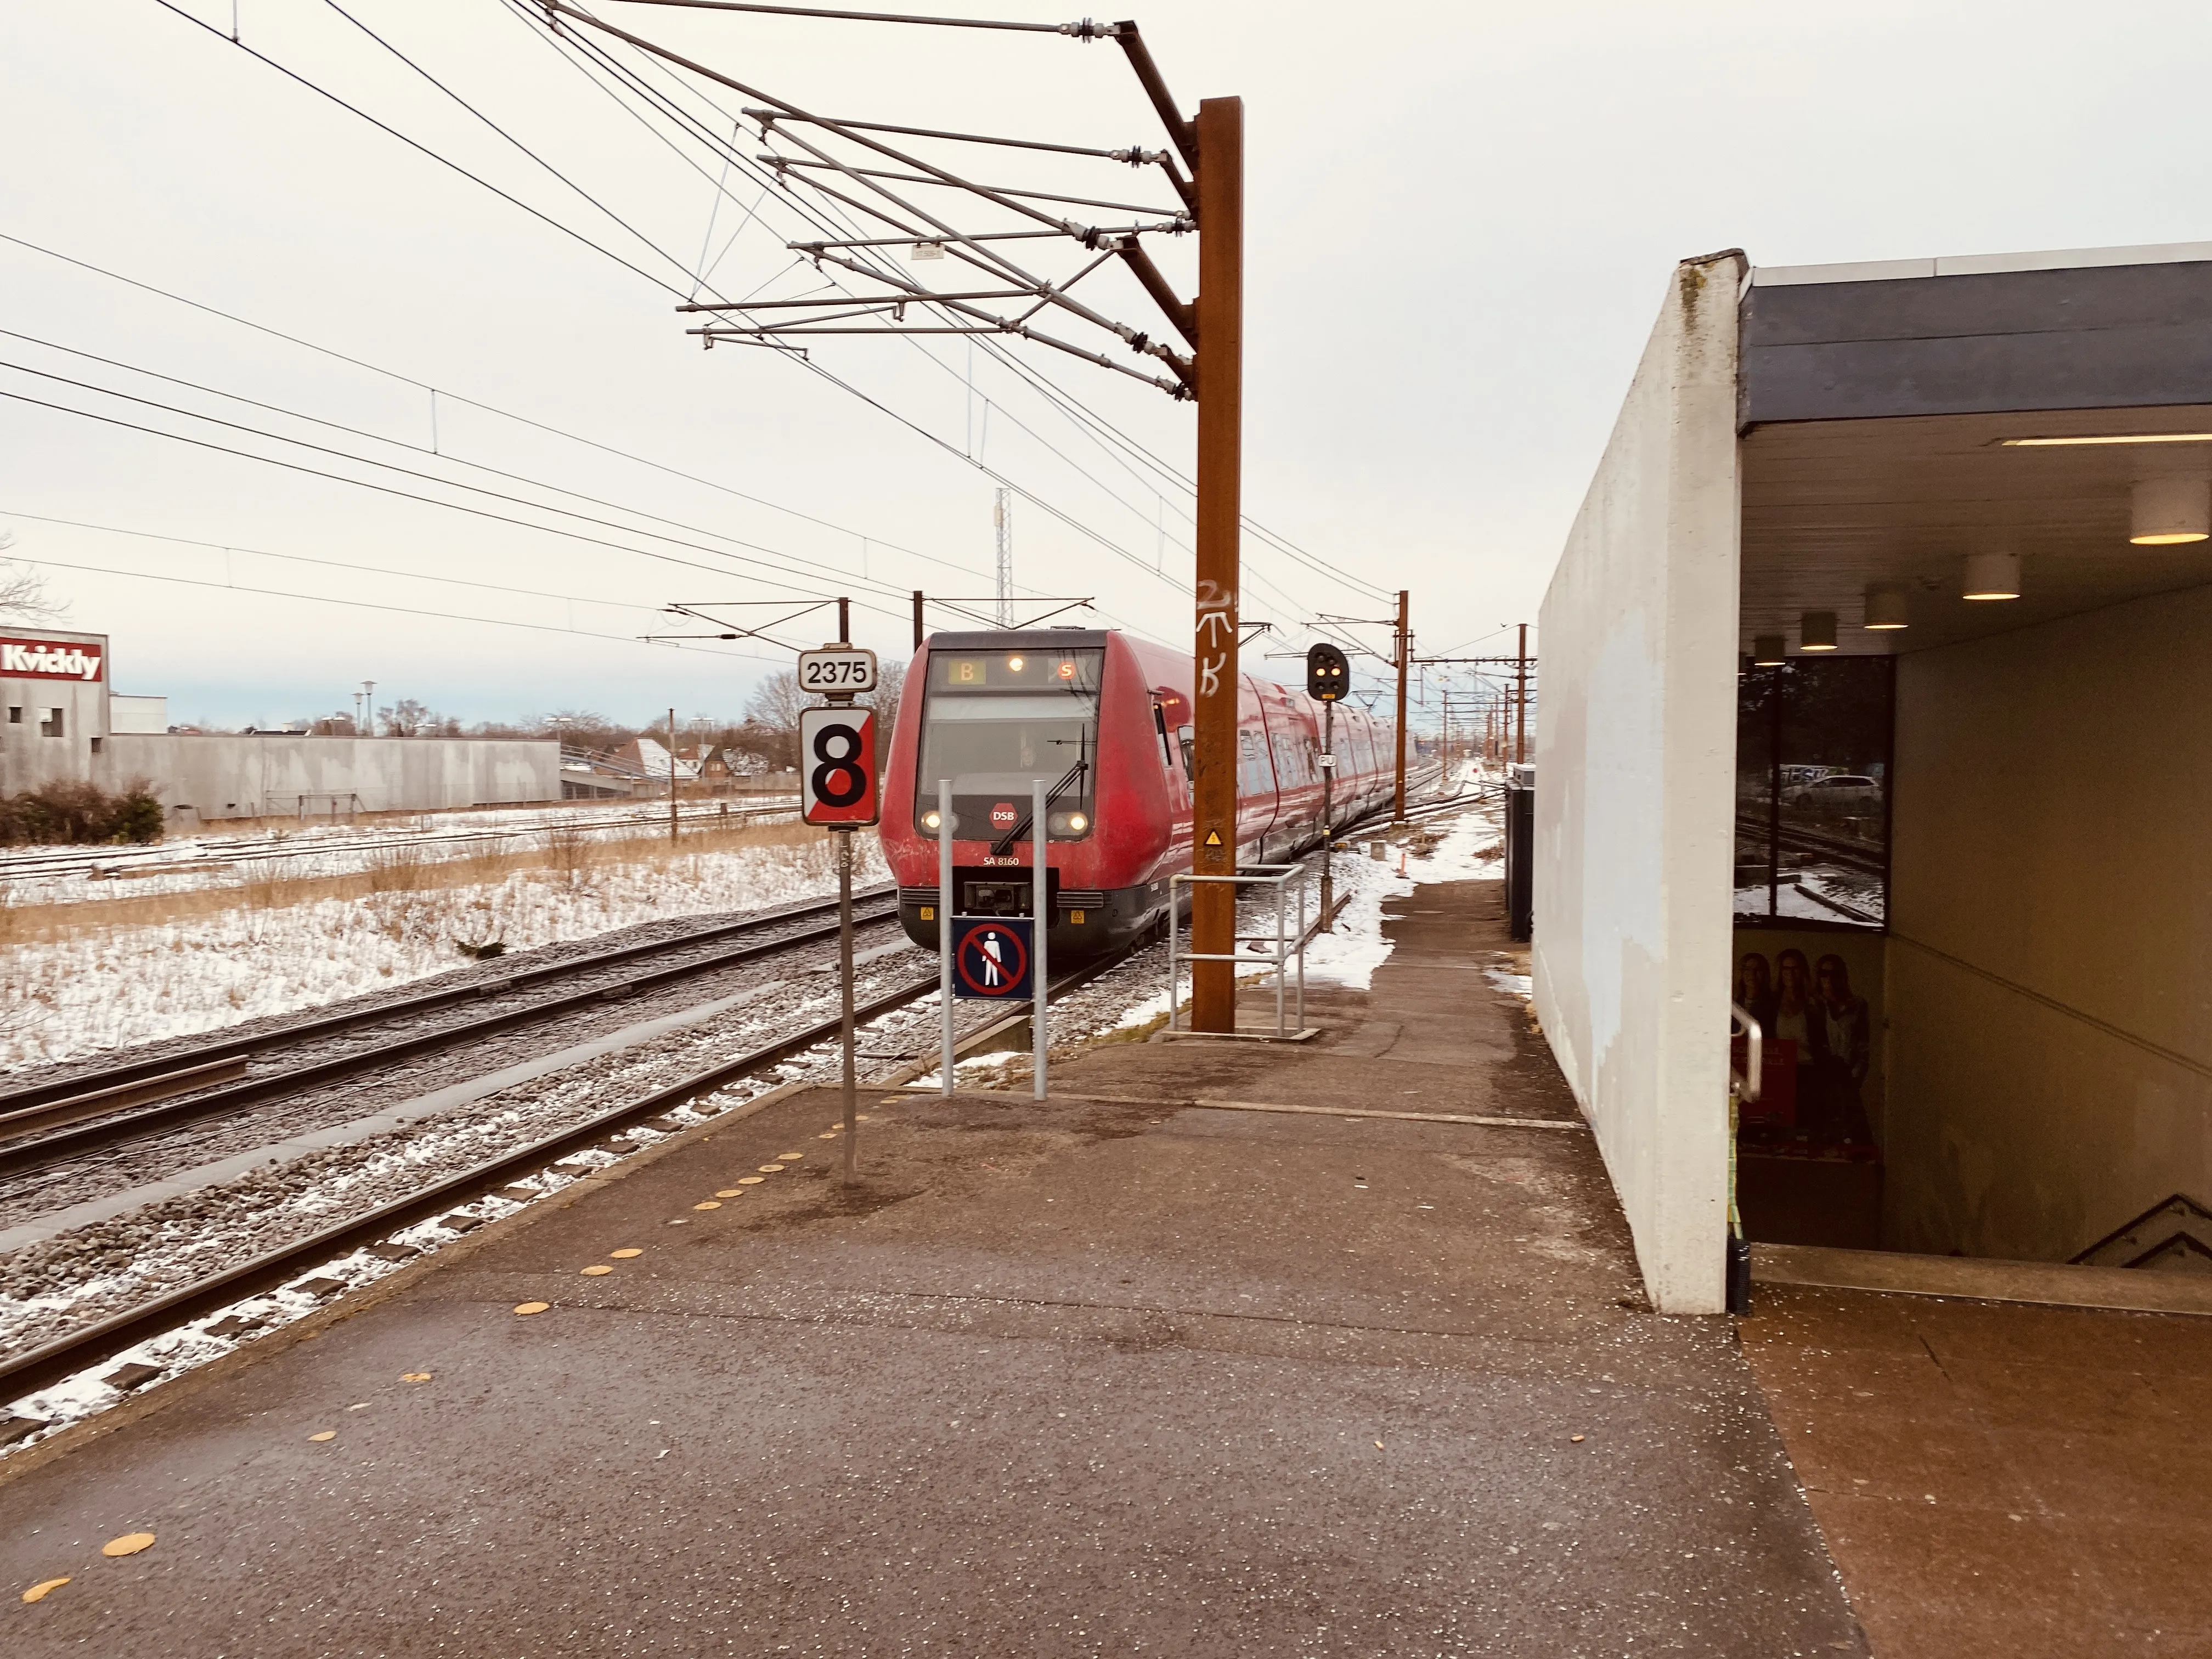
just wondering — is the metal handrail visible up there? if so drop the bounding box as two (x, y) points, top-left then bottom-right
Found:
(1166, 862), (1311, 1038)
(1729, 1001), (1763, 1102)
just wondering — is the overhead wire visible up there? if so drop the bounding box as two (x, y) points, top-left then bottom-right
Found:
(0, 238), (986, 586)
(0, 329), (980, 611)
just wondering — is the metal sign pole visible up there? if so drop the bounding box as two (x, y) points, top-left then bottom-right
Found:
(1321, 698), (1335, 928)
(1032, 777), (1048, 1101)
(837, 823), (856, 1183)
(938, 778), (954, 1098)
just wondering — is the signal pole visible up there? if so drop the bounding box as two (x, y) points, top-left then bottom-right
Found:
(912, 590), (925, 652)
(1188, 95), (1244, 1035)
(1391, 590), (1410, 822)
(1515, 622), (1529, 765)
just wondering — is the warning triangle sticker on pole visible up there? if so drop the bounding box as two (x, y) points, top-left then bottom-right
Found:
(1204, 830), (1222, 846)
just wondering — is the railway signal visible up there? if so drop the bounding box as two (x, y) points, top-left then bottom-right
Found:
(1308, 643), (1348, 926)
(799, 622), (880, 1185)
(798, 707), (880, 829)
(1306, 643), (1350, 701)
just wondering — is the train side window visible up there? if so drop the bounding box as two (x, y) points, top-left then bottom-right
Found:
(1152, 700), (1176, 771)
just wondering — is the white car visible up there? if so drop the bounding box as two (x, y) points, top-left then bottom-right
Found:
(1781, 773), (1882, 810)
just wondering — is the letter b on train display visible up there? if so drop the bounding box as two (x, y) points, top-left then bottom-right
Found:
(798, 706), (879, 827)
(951, 917), (1032, 1000)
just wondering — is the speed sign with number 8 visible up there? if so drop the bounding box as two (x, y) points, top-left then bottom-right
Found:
(798, 648), (878, 695)
(798, 706), (880, 826)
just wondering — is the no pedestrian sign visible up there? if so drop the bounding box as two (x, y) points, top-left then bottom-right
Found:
(951, 917), (1032, 1000)
(798, 706), (879, 826)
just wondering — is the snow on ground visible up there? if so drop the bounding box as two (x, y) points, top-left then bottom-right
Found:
(0, 795), (799, 908)
(1304, 792), (1504, 991)
(0, 833), (886, 1071)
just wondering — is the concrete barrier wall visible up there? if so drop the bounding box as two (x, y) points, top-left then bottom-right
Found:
(97, 735), (560, 818)
(1887, 582), (2212, 1260)
(1533, 253), (1744, 1313)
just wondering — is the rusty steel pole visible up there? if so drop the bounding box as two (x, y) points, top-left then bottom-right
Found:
(1515, 622), (1528, 765)
(1391, 589), (1409, 821)
(1188, 95), (1243, 1035)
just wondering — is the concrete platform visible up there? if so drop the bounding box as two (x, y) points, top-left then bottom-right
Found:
(0, 875), (1865, 1655)
(1740, 1283), (2212, 1656)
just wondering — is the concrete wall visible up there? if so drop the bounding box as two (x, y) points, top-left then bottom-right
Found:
(1533, 253), (1745, 1313)
(1, 628), (110, 797)
(1885, 582), (2212, 1260)
(95, 735), (560, 819)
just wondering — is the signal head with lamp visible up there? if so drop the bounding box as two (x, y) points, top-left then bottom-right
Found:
(1306, 642), (1351, 701)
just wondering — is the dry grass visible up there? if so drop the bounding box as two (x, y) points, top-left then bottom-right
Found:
(0, 817), (828, 947)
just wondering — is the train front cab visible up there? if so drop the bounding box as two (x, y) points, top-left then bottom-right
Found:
(880, 630), (1180, 960)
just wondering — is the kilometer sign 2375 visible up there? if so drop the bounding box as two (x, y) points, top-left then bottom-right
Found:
(798, 706), (879, 826)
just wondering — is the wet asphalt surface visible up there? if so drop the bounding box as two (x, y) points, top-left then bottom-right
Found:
(0, 877), (1865, 1656)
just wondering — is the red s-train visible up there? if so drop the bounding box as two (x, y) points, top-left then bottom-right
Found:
(879, 628), (1395, 957)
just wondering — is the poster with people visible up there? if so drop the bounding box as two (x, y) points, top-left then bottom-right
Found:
(1733, 940), (1875, 1155)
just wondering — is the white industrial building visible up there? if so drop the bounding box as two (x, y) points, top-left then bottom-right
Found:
(1, 626), (558, 821)
(1537, 239), (2212, 1312)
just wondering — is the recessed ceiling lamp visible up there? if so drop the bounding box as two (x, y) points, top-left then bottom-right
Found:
(1798, 611), (1838, 651)
(1752, 634), (1786, 667)
(2130, 477), (2211, 545)
(1962, 551), (2021, 600)
(1863, 584), (1910, 629)
(2001, 432), (2212, 447)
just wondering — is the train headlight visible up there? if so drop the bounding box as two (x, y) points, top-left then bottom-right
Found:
(1047, 810), (1091, 836)
(921, 809), (941, 831)
(1067, 811), (1088, 833)
(1007, 655), (1026, 673)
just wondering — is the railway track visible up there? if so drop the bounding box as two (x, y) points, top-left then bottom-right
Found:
(0, 939), (1144, 1414)
(0, 885), (901, 1180)
(0, 798), (802, 887)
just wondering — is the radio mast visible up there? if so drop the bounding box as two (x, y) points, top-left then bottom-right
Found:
(993, 489), (1013, 627)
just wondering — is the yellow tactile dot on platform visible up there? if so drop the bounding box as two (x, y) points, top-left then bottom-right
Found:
(609, 1249), (643, 1259)
(693, 1201), (723, 1211)
(757, 1164), (785, 1174)
(715, 1189), (744, 1198)
(101, 1534), (155, 1558)
(580, 1265), (614, 1276)
(402, 1372), (432, 1382)
(21, 1577), (70, 1603)
(513, 1301), (550, 1316)
(777, 1152), (804, 1161)
(736, 1176), (765, 1185)
(817, 1131), (839, 1139)
(307, 1430), (336, 1442)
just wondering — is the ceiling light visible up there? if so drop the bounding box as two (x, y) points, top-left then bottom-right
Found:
(1863, 585), (1910, 629)
(2001, 433), (2212, 447)
(1962, 551), (2021, 601)
(2130, 477), (2211, 545)
(1798, 611), (1838, 651)
(1752, 634), (1785, 667)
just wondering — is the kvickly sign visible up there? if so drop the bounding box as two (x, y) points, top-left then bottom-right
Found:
(1, 638), (103, 682)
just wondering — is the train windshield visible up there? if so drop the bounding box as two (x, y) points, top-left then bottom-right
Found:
(916, 647), (1103, 837)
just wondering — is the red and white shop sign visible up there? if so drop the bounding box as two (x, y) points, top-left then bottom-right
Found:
(0, 638), (103, 682)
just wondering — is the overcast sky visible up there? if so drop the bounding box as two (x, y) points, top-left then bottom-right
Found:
(4, 1), (2209, 731)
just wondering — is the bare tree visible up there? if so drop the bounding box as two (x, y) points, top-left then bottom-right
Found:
(379, 697), (435, 737)
(742, 669), (807, 732)
(0, 533), (64, 624)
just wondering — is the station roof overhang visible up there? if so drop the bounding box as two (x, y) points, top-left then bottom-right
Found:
(1736, 241), (2212, 656)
